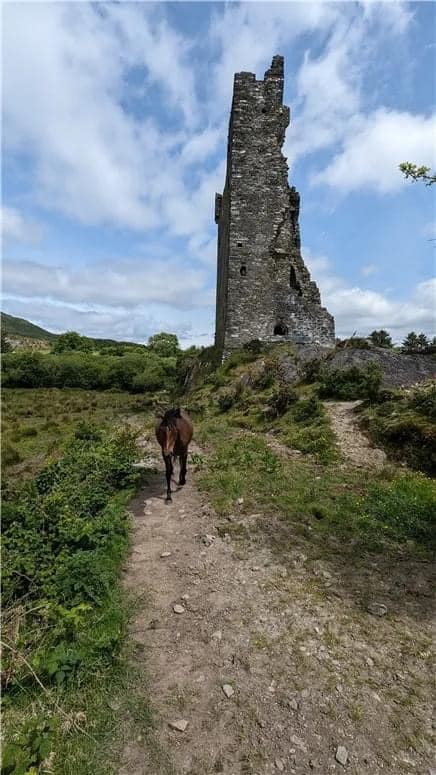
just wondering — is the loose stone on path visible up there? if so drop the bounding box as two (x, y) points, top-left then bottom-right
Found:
(335, 746), (349, 766)
(168, 719), (188, 732)
(160, 551), (172, 558)
(367, 602), (387, 617)
(173, 604), (185, 614)
(222, 684), (235, 698)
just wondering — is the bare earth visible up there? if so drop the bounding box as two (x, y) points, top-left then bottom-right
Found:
(119, 413), (434, 775)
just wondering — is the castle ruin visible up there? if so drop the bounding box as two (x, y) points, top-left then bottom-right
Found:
(214, 55), (335, 354)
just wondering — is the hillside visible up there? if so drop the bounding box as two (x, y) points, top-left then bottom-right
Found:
(1, 311), (58, 341)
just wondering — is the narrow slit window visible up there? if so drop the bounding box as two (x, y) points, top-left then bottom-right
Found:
(274, 322), (288, 336)
(240, 265), (247, 277)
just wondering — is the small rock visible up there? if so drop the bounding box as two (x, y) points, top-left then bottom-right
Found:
(143, 510), (152, 516)
(173, 604), (185, 614)
(160, 551), (172, 558)
(290, 735), (307, 752)
(211, 630), (222, 641)
(367, 602), (387, 617)
(148, 619), (159, 629)
(275, 758), (285, 771)
(181, 594), (189, 600)
(301, 688), (310, 699)
(366, 656), (374, 668)
(169, 719), (188, 732)
(288, 698), (299, 711)
(335, 746), (348, 766)
(222, 683), (234, 698)
(236, 497), (244, 505)
(201, 534), (215, 546)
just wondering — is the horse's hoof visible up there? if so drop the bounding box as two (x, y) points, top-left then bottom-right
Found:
(178, 479), (186, 487)
(165, 496), (172, 503)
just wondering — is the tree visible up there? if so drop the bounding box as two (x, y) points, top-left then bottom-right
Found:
(399, 162), (436, 187)
(402, 332), (419, 351)
(369, 329), (393, 348)
(417, 332), (429, 350)
(52, 331), (92, 353)
(147, 332), (179, 358)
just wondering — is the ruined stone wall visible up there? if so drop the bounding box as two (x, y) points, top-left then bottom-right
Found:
(215, 55), (335, 355)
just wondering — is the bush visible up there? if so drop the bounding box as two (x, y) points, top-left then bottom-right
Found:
(265, 385), (298, 418)
(217, 388), (237, 413)
(318, 363), (382, 401)
(1, 350), (180, 393)
(2, 428), (140, 691)
(411, 383), (436, 421)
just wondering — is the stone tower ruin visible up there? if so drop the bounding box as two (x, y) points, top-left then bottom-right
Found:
(214, 55), (335, 354)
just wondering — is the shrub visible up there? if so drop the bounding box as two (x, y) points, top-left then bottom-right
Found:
(265, 385), (298, 418)
(411, 383), (436, 421)
(217, 388), (237, 413)
(1, 428), (140, 691)
(318, 363), (382, 401)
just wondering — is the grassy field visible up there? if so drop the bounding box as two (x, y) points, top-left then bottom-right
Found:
(2, 388), (151, 483)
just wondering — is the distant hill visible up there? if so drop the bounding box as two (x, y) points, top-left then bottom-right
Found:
(1, 312), (58, 341)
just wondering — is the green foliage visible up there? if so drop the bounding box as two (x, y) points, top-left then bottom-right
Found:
(369, 329), (393, 348)
(265, 385), (298, 418)
(197, 433), (435, 552)
(399, 162), (436, 186)
(402, 331), (431, 352)
(52, 331), (92, 353)
(2, 428), (139, 694)
(411, 382), (436, 421)
(2, 716), (58, 775)
(217, 388), (237, 413)
(335, 474), (436, 550)
(281, 397), (337, 463)
(147, 331), (179, 358)
(360, 382), (436, 475)
(318, 363), (382, 401)
(1, 350), (180, 393)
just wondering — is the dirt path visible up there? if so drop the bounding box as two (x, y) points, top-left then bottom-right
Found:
(119, 437), (434, 775)
(323, 401), (387, 468)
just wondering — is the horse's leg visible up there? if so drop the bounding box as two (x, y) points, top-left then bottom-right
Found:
(164, 454), (173, 502)
(179, 450), (187, 486)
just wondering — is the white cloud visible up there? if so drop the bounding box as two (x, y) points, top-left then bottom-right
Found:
(313, 109), (436, 193)
(304, 247), (436, 340)
(2, 256), (213, 310)
(1, 207), (44, 244)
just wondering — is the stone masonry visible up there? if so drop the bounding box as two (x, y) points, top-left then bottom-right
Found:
(214, 55), (335, 355)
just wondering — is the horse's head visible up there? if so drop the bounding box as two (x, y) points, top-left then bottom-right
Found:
(156, 408), (181, 456)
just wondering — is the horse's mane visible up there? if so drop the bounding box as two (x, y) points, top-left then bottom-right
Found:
(161, 407), (181, 428)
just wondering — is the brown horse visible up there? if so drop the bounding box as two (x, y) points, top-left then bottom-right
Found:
(155, 408), (193, 502)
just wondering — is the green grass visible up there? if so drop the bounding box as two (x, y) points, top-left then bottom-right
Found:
(1, 388), (151, 484)
(197, 433), (435, 554)
(359, 382), (436, 475)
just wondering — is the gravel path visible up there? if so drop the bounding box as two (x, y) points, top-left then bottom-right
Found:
(323, 401), (387, 468)
(119, 437), (434, 775)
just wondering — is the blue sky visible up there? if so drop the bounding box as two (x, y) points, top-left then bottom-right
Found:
(2, 1), (435, 346)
